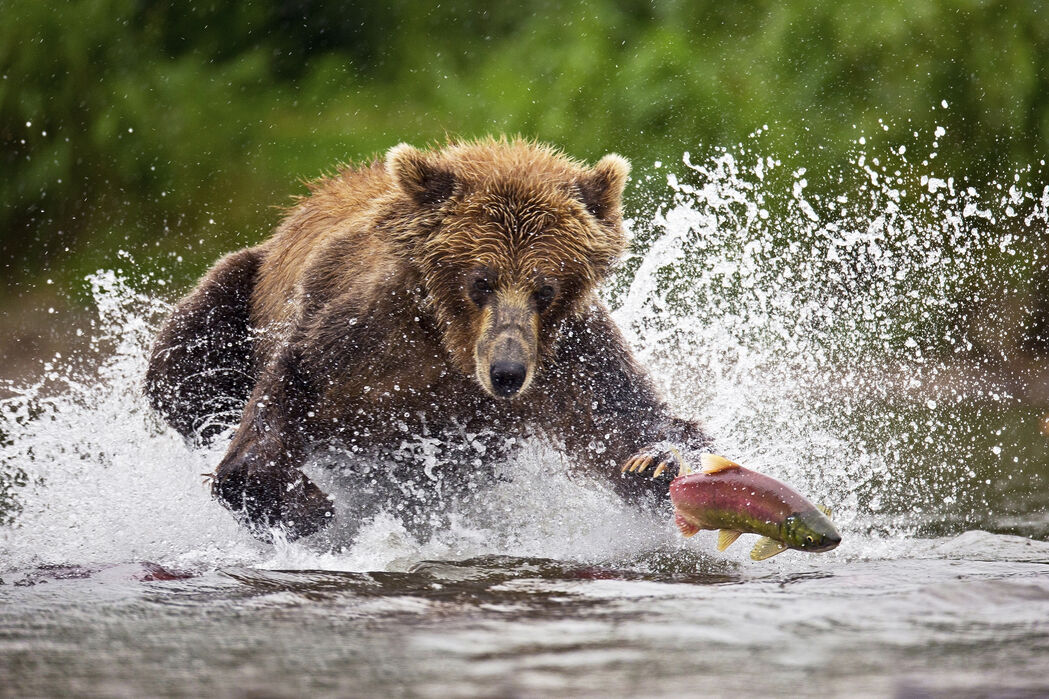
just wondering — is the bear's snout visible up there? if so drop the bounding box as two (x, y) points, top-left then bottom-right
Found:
(473, 290), (539, 399)
(490, 361), (528, 397)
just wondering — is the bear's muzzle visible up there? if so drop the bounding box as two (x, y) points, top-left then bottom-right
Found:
(474, 291), (539, 399)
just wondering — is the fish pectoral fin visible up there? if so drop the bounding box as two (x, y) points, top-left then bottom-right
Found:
(817, 504), (833, 518)
(699, 453), (741, 474)
(750, 537), (789, 561)
(674, 512), (702, 538)
(717, 529), (743, 551)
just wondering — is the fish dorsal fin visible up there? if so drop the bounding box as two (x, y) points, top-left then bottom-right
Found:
(674, 512), (701, 538)
(818, 504), (832, 518)
(717, 529), (743, 551)
(751, 537), (788, 561)
(700, 453), (741, 474)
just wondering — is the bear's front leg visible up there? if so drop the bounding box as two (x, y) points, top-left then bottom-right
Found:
(618, 415), (710, 479)
(612, 413), (713, 495)
(212, 432), (334, 541)
(608, 417), (711, 505)
(541, 310), (712, 507)
(211, 351), (334, 541)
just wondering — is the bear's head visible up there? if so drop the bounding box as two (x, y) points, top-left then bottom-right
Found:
(383, 138), (629, 399)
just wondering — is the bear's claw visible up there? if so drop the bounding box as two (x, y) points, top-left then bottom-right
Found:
(620, 446), (685, 480)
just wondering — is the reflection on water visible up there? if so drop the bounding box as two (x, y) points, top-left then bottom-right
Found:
(3, 539), (1049, 697)
(3, 130), (1049, 696)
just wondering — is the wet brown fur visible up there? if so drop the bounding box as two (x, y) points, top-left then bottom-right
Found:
(145, 137), (710, 540)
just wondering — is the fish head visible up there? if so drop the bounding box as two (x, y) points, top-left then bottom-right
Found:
(782, 509), (842, 552)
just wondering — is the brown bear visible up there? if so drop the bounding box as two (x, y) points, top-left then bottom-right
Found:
(145, 138), (710, 540)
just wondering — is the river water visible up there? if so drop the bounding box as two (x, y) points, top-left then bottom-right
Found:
(3, 129), (1049, 697)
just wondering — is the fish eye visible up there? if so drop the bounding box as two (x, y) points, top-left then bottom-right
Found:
(805, 535), (814, 543)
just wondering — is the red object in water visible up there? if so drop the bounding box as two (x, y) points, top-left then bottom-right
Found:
(668, 454), (841, 560)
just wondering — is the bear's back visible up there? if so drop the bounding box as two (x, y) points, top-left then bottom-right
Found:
(251, 160), (398, 337)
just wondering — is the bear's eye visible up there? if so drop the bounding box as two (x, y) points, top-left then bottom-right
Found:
(535, 285), (556, 310)
(469, 277), (494, 306)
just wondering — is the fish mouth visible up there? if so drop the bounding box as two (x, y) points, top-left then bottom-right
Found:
(790, 511), (843, 552)
(807, 533), (842, 553)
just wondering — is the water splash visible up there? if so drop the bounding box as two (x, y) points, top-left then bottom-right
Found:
(0, 272), (265, 570)
(615, 124), (1046, 533)
(2, 129), (1045, 572)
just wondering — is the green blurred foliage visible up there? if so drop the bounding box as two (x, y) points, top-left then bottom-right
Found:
(2, 0), (1049, 301)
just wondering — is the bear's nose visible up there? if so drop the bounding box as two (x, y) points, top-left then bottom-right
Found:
(490, 361), (527, 397)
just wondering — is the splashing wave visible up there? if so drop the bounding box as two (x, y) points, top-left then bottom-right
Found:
(2, 132), (1044, 572)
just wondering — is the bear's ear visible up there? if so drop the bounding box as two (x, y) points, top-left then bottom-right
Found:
(577, 153), (630, 222)
(386, 143), (457, 207)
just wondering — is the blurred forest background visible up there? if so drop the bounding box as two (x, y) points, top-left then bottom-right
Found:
(3, 0), (1049, 374)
